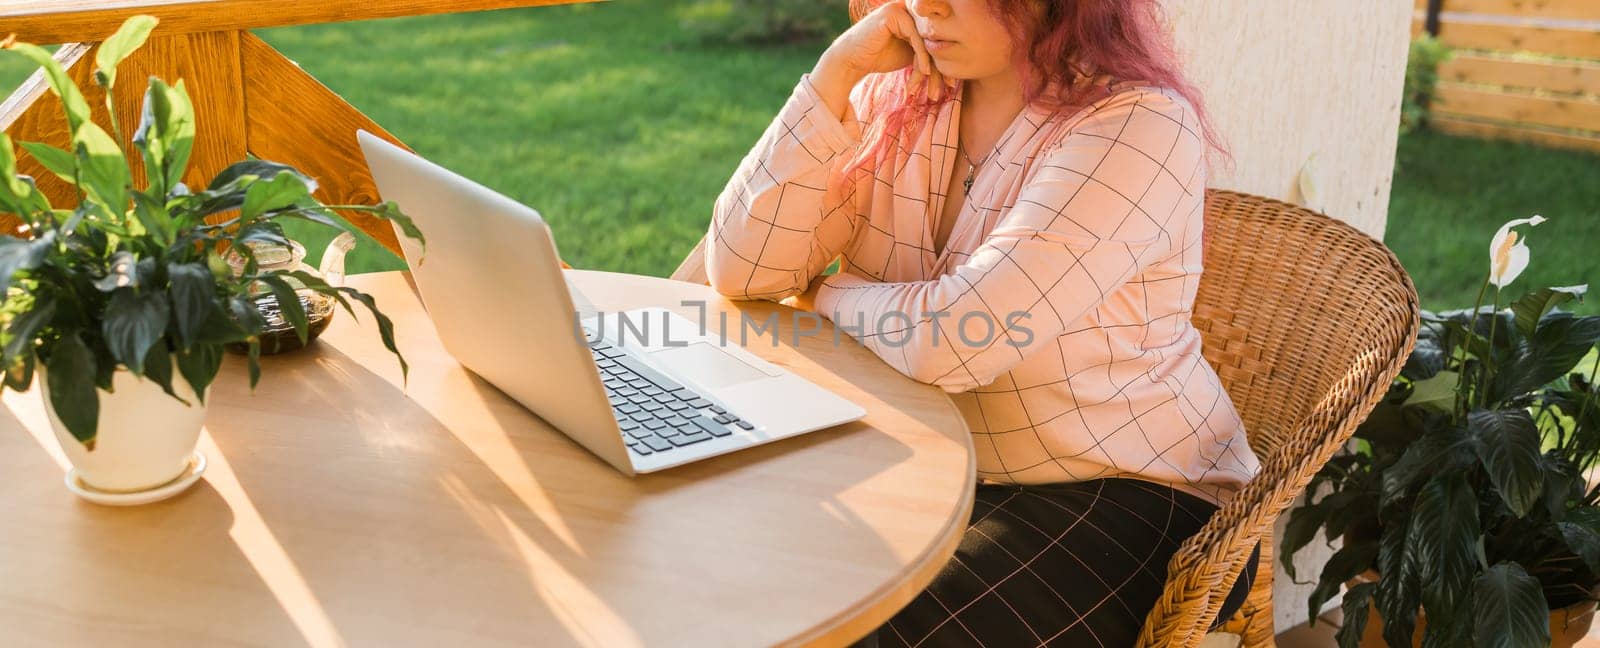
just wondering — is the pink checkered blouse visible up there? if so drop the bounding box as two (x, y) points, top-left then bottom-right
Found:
(705, 75), (1259, 503)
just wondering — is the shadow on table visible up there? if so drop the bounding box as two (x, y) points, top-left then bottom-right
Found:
(0, 405), (310, 645)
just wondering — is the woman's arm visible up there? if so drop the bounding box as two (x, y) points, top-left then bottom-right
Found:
(705, 1), (935, 301)
(813, 89), (1205, 392)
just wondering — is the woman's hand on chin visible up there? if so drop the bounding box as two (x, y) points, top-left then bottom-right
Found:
(811, 0), (942, 118)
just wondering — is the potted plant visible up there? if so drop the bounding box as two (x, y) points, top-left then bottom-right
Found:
(0, 16), (422, 502)
(1282, 215), (1600, 647)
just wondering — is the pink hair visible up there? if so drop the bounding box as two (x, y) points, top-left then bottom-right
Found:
(841, 0), (1228, 179)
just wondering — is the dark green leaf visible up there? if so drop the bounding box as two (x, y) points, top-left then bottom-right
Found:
(1382, 429), (1474, 508)
(246, 337), (261, 389)
(228, 295), (268, 337)
(1472, 562), (1550, 648)
(0, 230), (57, 297)
(3, 43), (91, 134)
(1403, 327), (1448, 380)
(1469, 409), (1545, 516)
(102, 288), (169, 375)
(93, 15), (159, 90)
(175, 344), (221, 404)
(1281, 503), (1327, 580)
(255, 275), (308, 345)
(1512, 285), (1586, 340)
(45, 333), (99, 445)
(5, 351), (35, 392)
(1337, 582), (1377, 648)
(167, 262), (214, 348)
(141, 339), (183, 403)
(1559, 507), (1600, 574)
(376, 200), (424, 247)
(1501, 315), (1600, 398)
(1374, 517), (1421, 648)
(154, 78), (194, 191)
(1308, 541), (1379, 618)
(338, 287), (407, 380)
(1408, 472), (1479, 641)
(4, 292), (54, 361)
(18, 141), (76, 185)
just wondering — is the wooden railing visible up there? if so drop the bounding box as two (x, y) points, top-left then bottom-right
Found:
(1412, 0), (1600, 152)
(1, 0), (599, 250)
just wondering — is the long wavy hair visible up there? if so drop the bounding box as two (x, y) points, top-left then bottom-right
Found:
(841, 0), (1226, 179)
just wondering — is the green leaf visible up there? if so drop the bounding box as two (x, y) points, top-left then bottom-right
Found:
(337, 287), (407, 380)
(140, 339), (183, 403)
(255, 275), (308, 345)
(4, 292), (55, 361)
(240, 170), (315, 222)
(102, 288), (169, 375)
(133, 78), (194, 193)
(72, 120), (130, 215)
(206, 160), (314, 194)
(45, 332), (99, 445)
(1472, 562), (1550, 648)
(375, 200), (425, 247)
(3, 43), (92, 135)
(175, 344), (221, 404)
(1405, 370), (1458, 412)
(1558, 507), (1600, 574)
(1408, 472), (1479, 642)
(0, 230), (57, 297)
(1336, 582), (1377, 648)
(0, 133), (51, 217)
(93, 15), (159, 90)
(1469, 409), (1545, 516)
(167, 262), (214, 348)
(1281, 503), (1327, 581)
(228, 295), (268, 337)
(19, 141), (77, 185)
(246, 337), (261, 388)
(131, 190), (173, 244)
(1511, 285), (1586, 340)
(1308, 541), (1379, 618)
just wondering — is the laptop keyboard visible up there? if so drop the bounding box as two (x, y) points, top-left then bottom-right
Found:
(587, 336), (756, 458)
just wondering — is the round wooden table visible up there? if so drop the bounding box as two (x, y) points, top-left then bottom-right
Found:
(0, 270), (975, 647)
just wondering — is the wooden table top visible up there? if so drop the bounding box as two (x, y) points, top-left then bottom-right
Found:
(0, 0), (598, 45)
(0, 270), (975, 647)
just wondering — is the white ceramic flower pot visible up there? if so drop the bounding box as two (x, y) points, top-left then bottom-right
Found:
(39, 364), (207, 494)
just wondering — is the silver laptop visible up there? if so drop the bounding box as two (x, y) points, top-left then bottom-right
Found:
(356, 131), (866, 475)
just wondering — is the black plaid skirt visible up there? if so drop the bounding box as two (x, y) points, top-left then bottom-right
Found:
(865, 478), (1258, 648)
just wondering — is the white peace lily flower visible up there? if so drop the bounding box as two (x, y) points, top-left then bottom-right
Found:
(1488, 215), (1546, 288)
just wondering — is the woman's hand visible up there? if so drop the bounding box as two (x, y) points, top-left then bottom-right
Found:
(811, 1), (943, 119)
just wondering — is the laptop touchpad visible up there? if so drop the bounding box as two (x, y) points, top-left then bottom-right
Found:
(649, 342), (770, 389)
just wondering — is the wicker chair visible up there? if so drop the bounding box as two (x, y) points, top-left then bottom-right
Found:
(669, 189), (1421, 647)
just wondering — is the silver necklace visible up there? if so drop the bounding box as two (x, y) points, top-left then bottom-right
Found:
(960, 145), (994, 194)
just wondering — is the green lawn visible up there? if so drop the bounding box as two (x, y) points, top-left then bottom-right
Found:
(2, 0), (1596, 314)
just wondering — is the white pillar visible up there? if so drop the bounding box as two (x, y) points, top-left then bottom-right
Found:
(1162, 0), (1414, 631)
(1165, 0), (1414, 238)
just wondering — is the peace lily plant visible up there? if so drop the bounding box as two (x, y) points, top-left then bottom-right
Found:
(0, 16), (421, 498)
(1284, 215), (1600, 647)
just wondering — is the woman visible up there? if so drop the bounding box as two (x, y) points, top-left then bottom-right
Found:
(706, 0), (1261, 645)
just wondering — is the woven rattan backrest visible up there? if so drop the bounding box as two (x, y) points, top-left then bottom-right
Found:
(1193, 190), (1417, 458)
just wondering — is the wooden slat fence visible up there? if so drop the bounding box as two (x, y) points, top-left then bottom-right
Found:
(1413, 0), (1600, 152)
